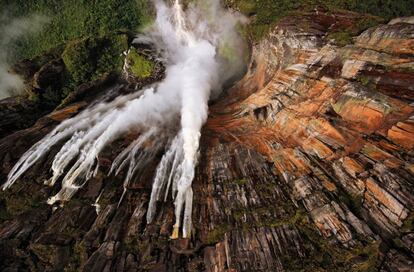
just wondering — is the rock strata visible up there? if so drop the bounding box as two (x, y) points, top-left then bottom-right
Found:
(1, 11), (413, 272)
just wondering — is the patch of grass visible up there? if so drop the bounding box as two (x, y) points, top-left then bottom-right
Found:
(226, 178), (248, 186)
(327, 15), (383, 47)
(320, 0), (414, 19)
(126, 48), (155, 79)
(327, 31), (354, 47)
(291, 213), (381, 271)
(72, 241), (88, 267)
(358, 76), (372, 86)
(401, 212), (414, 233)
(349, 242), (381, 272)
(227, 0), (299, 41)
(205, 223), (230, 244)
(0, 182), (44, 218)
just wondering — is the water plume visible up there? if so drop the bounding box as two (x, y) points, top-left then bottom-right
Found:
(3, 0), (246, 238)
(0, 13), (48, 99)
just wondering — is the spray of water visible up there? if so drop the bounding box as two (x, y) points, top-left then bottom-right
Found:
(0, 13), (48, 99)
(2, 0), (246, 238)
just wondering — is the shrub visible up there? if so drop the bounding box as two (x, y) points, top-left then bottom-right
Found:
(327, 31), (353, 47)
(126, 48), (155, 79)
(62, 34), (128, 83)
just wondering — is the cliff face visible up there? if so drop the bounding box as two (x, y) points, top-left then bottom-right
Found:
(206, 11), (414, 271)
(1, 11), (414, 272)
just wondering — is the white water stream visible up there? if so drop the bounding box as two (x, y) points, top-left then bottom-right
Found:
(3, 0), (246, 238)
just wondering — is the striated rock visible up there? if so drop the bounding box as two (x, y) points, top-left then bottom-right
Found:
(1, 10), (414, 272)
(207, 10), (414, 271)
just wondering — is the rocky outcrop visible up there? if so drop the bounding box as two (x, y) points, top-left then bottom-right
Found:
(208, 11), (414, 271)
(0, 11), (413, 272)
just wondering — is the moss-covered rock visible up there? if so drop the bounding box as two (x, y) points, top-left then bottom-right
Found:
(401, 212), (414, 233)
(327, 31), (354, 46)
(62, 34), (128, 84)
(0, 182), (45, 218)
(205, 223), (230, 244)
(30, 243), (71, 270)
(125, 47), (155, 79)
(327, 15), (383, 47)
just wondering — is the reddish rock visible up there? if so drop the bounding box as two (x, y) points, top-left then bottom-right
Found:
(1, 11), (414, 272)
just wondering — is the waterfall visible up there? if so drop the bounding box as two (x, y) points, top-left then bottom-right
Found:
(3, 0), (246, 239)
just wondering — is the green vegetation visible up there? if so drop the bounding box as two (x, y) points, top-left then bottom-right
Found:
(226, 0), (414, 41)
(327, 16), (383, 46)
(62, 34), (128, 83)
(327, 31), (354, 47)
(19, 34), (129, 109)
(1, 0), (152, 62)
(228, 178), (248, 185)
(358, 76), (373, 87)
(205, 223), (231, 244)
(72, 241), (87, 267)
(401, 212), (414, 233)
(0, 182), (44, 219)
(2, 0), (412, 61)
(228, 0), (298, 40)
(205, 174), (383, 271)
(0, 1), (154, 108)
(290, 214), (381, 272)
(126, 48), (155, 79)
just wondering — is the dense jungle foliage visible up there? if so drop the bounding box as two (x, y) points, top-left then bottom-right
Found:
(1, 0), (413, 62)
(0, 0), (152, 61)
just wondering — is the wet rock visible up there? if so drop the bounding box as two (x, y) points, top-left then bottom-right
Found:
(29, 243), (71, 270)
(0, 10), (414, 272)
(12, 49), (63, 82)
(32, 59), (65, 90)
(207, 10), (414, 271)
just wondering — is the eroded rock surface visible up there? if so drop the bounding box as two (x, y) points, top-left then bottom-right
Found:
(1, 11), (413, 272)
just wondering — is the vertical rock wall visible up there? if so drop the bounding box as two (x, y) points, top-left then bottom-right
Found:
(1, 10), (414, 272)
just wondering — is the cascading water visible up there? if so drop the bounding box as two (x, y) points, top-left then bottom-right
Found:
(2, 0), (246, 238)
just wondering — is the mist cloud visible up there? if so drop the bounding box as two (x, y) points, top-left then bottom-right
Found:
(3, 0), (247, 239)
(0, 13), (48, 99)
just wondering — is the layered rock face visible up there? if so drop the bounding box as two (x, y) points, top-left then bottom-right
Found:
(1, 11), (413, 272)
